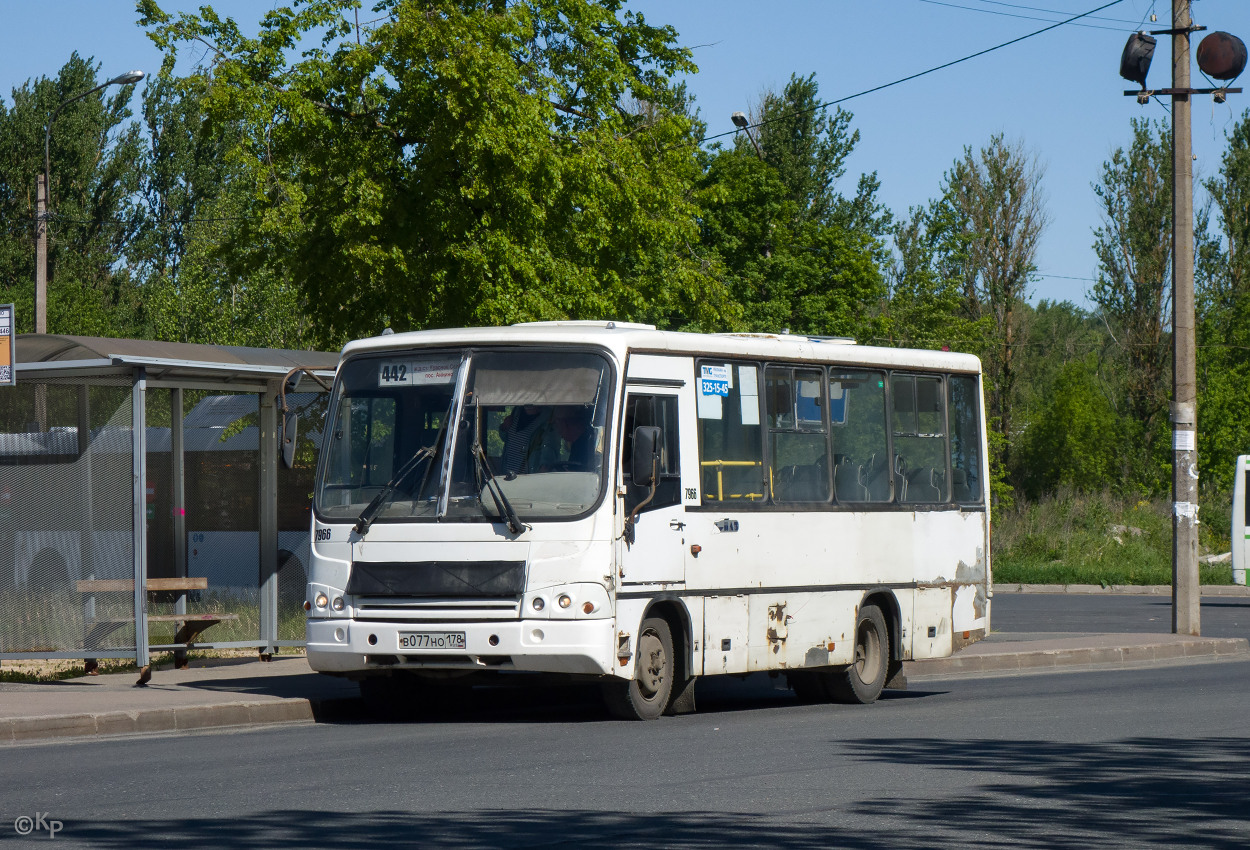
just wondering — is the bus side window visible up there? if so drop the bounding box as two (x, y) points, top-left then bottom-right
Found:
(948, 375), (982, 503)
(622, 394), (681, 514)
(830, 370), (890, 503)
(891, 375), (949, 504)
(697, 362), (765, 503)
(765, 366), (830, 503)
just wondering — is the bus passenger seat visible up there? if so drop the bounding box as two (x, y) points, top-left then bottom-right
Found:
(835, 458), (868, 501)
(864, 455), (892, 501)
(904, 466), (940, 503)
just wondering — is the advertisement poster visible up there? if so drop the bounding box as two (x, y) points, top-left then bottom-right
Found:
(0, 304), (13, 387)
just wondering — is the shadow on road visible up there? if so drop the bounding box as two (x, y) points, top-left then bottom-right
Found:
(54, 736), (1250, 848)
(845, 735), (1250, 848)
(297, 673), (946, 725)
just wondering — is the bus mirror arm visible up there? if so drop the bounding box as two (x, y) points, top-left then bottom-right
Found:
(623, 426), (662, 546)
(278, 367), (331, 470)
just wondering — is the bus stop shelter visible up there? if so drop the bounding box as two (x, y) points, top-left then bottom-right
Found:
(0, 335), (337, 668)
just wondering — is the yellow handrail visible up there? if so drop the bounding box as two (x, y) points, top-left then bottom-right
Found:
(699, 459), (763, 501)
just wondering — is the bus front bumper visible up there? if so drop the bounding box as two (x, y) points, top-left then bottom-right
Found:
(306, 617), (617, 677)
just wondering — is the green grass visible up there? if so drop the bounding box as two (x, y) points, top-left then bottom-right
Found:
(0, 658), (139, 683)
(993, 488), (1236, 586)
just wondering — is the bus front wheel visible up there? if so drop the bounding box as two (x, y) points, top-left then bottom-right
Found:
(602, 617), (674, 720)
(826, 604), (889, 705)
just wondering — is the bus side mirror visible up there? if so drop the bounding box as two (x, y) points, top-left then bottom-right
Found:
(281, 412), (298, 469)
(631, 426), (662, 487)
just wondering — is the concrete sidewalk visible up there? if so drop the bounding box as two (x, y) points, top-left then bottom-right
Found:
(2, 629), (1247, 746)
(994, 583), (1250, 596)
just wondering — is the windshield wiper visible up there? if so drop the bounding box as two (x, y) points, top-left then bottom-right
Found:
(472, 442), (525, 535)
(353, 444), (437, 535)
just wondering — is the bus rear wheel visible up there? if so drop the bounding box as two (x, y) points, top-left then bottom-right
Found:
(602, 617), (674, 720)
(826, 604), (889, 705)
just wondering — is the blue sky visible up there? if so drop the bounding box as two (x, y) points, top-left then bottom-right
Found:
(2, 0), (1247, 309)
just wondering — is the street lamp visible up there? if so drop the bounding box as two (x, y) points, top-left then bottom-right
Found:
(730, 111), (763, 160)
(36, 69), (144, 335)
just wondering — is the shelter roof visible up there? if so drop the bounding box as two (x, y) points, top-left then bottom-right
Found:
(15, 334), (338, 382)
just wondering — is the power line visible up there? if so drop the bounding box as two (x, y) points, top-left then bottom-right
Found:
(914, 0), (1132, 31)
(946, 0), (1141, 22)
(700, 0), (1129, 146)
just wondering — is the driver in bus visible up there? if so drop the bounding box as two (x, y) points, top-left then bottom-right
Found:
(498, 405), (552, 473)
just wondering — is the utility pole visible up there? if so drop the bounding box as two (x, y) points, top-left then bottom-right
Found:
(1170, 0), (1200, 636)
(1121, 1), (1244, 636)
(35, 173), (47, 334)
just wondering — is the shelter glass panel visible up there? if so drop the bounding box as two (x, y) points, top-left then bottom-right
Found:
(0, 378), (136, 654)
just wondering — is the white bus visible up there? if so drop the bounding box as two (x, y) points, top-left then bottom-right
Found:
(306, 322), (991, 719)
(1232, 455), (1250, 586)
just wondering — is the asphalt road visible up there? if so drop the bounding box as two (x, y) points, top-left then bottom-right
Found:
(992, 592), (1250, 639)
(4, 657), (1248, 848)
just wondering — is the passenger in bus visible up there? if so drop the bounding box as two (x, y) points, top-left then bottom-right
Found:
(553, 406), (595, 470)
(499, 405), (551, 473)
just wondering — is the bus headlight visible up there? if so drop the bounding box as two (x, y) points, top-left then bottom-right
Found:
(532, 596), (546, 612)
(558, 594), (573, 609)
(315, 592), (329, 610)
(332, 596), (345, 611)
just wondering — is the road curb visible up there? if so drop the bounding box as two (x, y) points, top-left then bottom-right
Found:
(4, 636), (1249, 744)
(905, 636), (1250, 678)
(0, 699), (317, 746)
(993, 583), (1250, 596)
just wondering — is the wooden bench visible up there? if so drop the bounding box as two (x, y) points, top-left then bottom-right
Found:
(77, 578), (240, 672)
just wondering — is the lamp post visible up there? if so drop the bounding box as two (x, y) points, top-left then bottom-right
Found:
(35, 69), (144, 335)
(730, 111), (764, 160)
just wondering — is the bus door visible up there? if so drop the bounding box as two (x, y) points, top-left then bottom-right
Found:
(618, 389), (688, 586)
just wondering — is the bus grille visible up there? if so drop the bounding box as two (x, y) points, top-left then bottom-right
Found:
(346, 560), (526, 598)
(354, 597), (521, 622)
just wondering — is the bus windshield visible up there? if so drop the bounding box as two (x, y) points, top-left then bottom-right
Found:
(315, 348), (613, 525)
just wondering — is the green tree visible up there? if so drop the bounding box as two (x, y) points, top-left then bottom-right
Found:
(1090, 117), (1172, 482)
(0, 54), (144, 336)
(1016, 357), (1121, 498)
(882, 201), (986, 351)
(939, 134), (1048, 473)
(1196, 110), (1250, 490)
(697, 73), (887, 338)
(140, 0), (736, 346)
(127, 71), (314, 348)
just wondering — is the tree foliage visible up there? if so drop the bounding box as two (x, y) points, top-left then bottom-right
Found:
(0, 53), (145, 336)
(1197, 110), (1250, 490)
(1091, 118), (1172, 442)
(1016, 357), (1121, 498)
(938, 134), (1047, 469)
(696, 74), (887, 339)
(140, 0), (736, 346)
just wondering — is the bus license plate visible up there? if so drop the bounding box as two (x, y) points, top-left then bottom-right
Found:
(398, 631), (466, 650)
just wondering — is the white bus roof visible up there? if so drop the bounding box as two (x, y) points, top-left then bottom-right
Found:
(339, 321), (982, 374)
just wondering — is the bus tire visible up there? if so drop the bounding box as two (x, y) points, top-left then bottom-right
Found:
(602, 616), (674, 720)
(827, 604), (889, 705)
